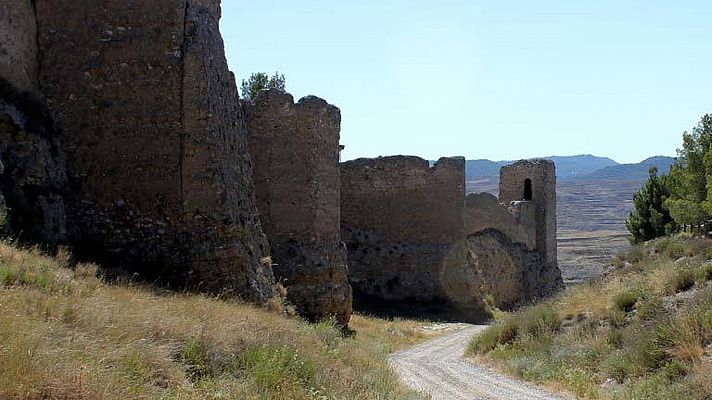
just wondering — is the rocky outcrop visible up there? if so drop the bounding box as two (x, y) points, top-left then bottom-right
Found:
(0, 81), (69, 246)
(441, 229), (560, 309)
(0, 1), (68, 247)
(244, 90), (352, 324)
(33, 0), (275, 300)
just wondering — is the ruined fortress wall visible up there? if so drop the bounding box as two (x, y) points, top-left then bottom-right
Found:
(499, 160), (558, 269)
(0, 1), (37, 92)
(34, 0), (275, 301)
(244, 90), (352, 324)
(340, 156), (465, 304)
(441, 229), (560, 309)
(463, 192), (535, 250)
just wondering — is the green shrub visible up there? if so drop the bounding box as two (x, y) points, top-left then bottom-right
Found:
(469, 319), (519, 354)
(614, 287), (646, 312)
(607, 329), (625, 348)
(240, 344), (316, 391)
(468, 304), (559, 354)
(627, 332), (669, 374)
(518, 304), (561, 337)
(665, 269), (695, 295)
(661, 360), (688, 381)
(695, 262), (712, 285)
(311, 316), (343, 347)
(637, 296), (665, 322)
(605, 354), (632, 383)
(626, 246), (647, 264)
(181, 337), (213, 381)
(665, 242), (687, 260)
(607, 309), (628, 328)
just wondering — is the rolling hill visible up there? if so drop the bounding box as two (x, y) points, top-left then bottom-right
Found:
(577, 156), (676, 181)
(465, 154), (619, 179)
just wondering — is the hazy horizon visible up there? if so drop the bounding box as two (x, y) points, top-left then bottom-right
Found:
(221, 1), (709, 164)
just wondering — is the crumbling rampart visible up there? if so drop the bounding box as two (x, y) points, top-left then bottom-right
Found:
(340, 156), (465, 305)
(341, 156), (563, 310)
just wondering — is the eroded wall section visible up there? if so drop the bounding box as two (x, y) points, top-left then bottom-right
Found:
(341, 156), (465, 306)
(0, 1), (68, 246)
(245, 90), (352, 325)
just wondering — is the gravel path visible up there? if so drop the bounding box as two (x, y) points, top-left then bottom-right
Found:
(390, 324), (568, 400)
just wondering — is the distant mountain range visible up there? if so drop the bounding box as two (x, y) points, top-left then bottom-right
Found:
(465, 154), (676, 182)
(576, 156), (676, 181)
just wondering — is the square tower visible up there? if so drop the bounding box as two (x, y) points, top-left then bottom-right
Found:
(499, 160), (557, 269)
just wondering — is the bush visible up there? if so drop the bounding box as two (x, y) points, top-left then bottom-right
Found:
(181, 337), (214, 381)
(637, 297), (665, 322)
(468, 304), (560, 354)
(614, 287), (646, 312)
(607, 309), (628, 328)
(240, 344), (316, 391)
(605, 354), (632, 383)
(695, 262), (712, 285)
(607, 329), (625, 348)
(519, 304), (561, 337)
(665, 269), (696, 295)
(468, 318), (520, 354)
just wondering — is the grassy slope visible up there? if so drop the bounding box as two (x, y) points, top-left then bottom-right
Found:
(467, 235), (712, 399)
(0, 243), (430, 400)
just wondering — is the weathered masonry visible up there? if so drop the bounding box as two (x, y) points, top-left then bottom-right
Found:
(341, 156), (465, 308)
(0, 0), (276, 301)
(341, 156), (563, 311)
(245, 90), (352, 325)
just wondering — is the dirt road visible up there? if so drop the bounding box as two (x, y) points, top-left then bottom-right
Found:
(390, 324), (567, 400)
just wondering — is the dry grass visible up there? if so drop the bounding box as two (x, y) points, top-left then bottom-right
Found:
(0, 242), (430, 400)
(468, 235), (712, 399)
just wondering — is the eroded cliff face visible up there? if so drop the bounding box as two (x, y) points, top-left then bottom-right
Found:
(0, 1), (68, 247)
(245, 90), (352, 325)
(441, 229), (561, 310)
(32, 0), (274, 300)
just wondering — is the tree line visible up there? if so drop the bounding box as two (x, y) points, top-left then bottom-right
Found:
(627, 114), (712, 243)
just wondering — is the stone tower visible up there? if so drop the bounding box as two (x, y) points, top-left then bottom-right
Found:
(499, 160), (557, 269)
(32, 0), (276, 301)
(244, 90), (353, 325)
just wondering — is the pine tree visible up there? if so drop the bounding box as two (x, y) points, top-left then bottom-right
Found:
(240, 72), (286, 101)
(626, 167), (674, 243)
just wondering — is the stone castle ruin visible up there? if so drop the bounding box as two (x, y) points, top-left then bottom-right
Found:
(0, 0), (562, 325)
(342, 157), (563, 312)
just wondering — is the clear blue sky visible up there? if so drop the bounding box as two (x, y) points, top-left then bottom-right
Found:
(221, 1), (712, 164)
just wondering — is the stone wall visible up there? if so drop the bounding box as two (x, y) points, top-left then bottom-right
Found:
(340, 156), (465, 306)
(33, 0), (275, 301)
(244, 90), (352, 325)
(0, 1), (37, 92)
(463, 192), (535, 250)
(500, 159), (559, 270)
(342, 157), (562, 311)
